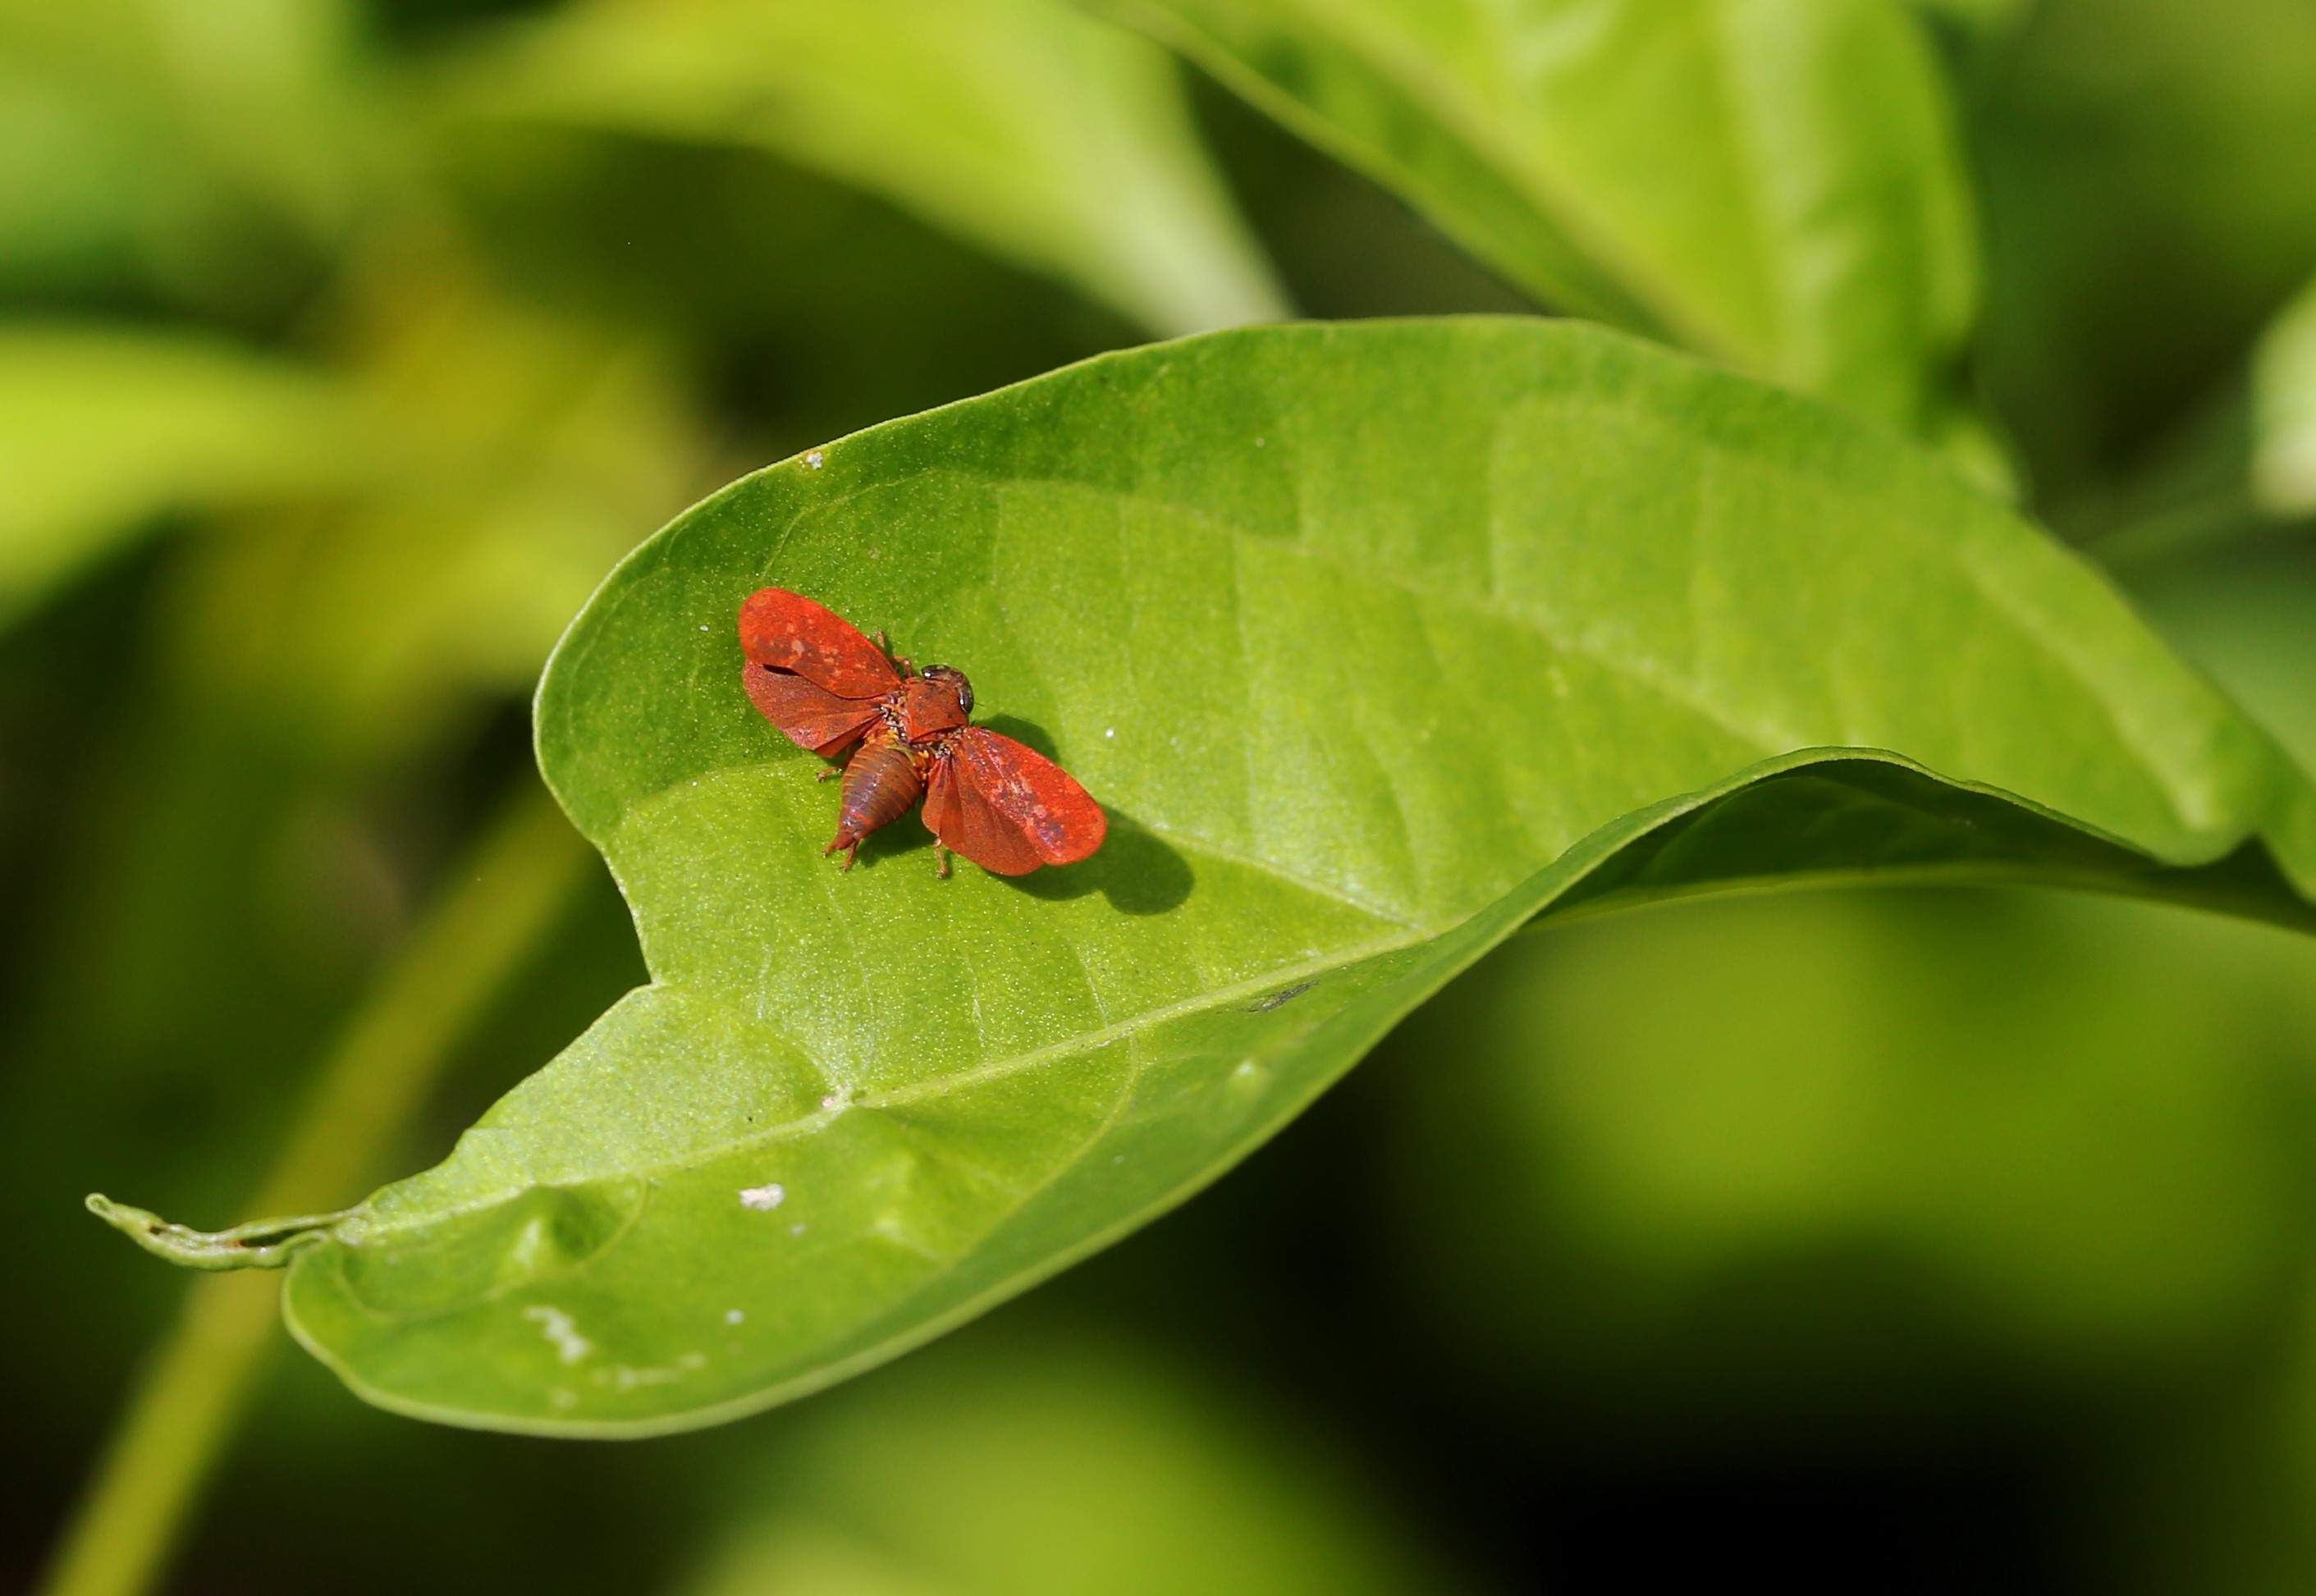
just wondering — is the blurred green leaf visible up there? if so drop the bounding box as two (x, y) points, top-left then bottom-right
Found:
(2121, 532), (2316, 784)
(0, 323), (361, 628)
(683, 1332), (1460, 1596)
(441, 0), (1288, 339)
(1908, 0), (2027, 28)
(1975, 0), (2316, 501)
(172, 275), (712, 769)
(257, 319), (2316, 1434)
(1381, 886), (2316, 1413)
(1101, 0), (1978, 436)
(0, 0), (373, 303)
(2252, 277), (2316, 517)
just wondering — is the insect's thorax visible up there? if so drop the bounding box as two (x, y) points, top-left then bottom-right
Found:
(894, 670), (972, 743)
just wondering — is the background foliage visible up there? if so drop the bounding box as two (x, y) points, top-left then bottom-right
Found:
(4, 0), (2316, 1591)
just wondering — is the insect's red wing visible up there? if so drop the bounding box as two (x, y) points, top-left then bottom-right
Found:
(744, 669), (883, 756)
(924, 726), (1105, 875)
(739, 588), (901, 697)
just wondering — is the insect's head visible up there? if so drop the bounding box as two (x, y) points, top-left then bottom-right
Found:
(919, 664), (973, 715)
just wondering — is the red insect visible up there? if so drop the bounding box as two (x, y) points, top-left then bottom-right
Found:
(739, 588), (1105, 877)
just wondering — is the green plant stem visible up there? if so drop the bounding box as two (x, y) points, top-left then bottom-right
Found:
(36, 780), (590, 1596)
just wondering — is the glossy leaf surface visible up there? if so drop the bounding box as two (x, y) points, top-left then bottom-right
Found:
(448, 0), (1288, 338)
(1101, 0), (1976, 435)
(281, 319), (2316, 1434)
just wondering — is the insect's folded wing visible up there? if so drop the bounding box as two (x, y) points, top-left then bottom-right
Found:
(924, 746), (1045, 876)
(953, 727), (1106, 866)
(744, 670), (883, 756)
(739, 588), (901, 697)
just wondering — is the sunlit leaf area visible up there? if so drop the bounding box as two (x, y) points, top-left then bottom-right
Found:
(7, 1), (2316, 1593)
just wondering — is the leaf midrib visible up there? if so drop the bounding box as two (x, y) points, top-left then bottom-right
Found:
(345, 927), (1423, 1244)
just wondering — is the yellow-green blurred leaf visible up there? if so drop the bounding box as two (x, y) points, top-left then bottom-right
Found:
(442, 0), (1288, 338)
(0, 0), (373, 296)
(2252, 277), (2316, 517)
(0, 323), (361, 626)
(174, 277), (710, 767)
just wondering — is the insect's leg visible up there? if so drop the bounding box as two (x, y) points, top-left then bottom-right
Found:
(935, 843), (952, 880)
(817, 764), (843, 782)
(837, 839), (860, 871)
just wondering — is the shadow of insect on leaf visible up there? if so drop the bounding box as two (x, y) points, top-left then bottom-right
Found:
(1007, 809), (1194, 915)
(840, 716), (1192, 912)
(976, 716), (1192, 913)
(852, 812), (936, 867)
(977, 714), (1060, 759)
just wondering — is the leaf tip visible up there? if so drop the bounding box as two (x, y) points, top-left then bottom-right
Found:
(85, 1193), (347, 1273)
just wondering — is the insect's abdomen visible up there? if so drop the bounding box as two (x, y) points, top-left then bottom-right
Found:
(831, 732), (923, 848)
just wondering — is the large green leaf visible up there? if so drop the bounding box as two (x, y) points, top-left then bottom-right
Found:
(252, 318), (2315, 1434)
(442, 0), (1288, 339)
(1097, 0), (1977, 437)
(0, 323), (361, 627)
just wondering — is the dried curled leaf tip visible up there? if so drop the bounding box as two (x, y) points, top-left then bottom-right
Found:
(85, 1192), (348, 1272)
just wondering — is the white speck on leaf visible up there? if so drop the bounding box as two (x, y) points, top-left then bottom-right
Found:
(1104, 727), (1115, 739)
(739, 1182), (785, 1210)
(790, 1222), (807, 1236)
(599, 1362), (695, 1391)
(804, 450), (825, 469)
(725, 1309), (744, 1325)
(820, 1091), (849, 1111)
(523, 1306), (593, 1365)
